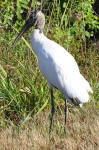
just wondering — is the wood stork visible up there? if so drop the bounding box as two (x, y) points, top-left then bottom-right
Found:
(13, 10), (93, 132)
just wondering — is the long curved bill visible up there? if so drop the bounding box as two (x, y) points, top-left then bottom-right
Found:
(13, 10), (38, 49)
(13, 22), (30, 49)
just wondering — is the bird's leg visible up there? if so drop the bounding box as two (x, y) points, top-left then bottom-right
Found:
(49, 87), (55, 133)
(65, 98), (68, 125)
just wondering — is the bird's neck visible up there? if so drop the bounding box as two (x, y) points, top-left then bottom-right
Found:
(31, 29), (44, 41)
(31, 29), (46, 55)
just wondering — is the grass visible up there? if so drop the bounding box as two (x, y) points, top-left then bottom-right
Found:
(0, 103), (99, 150)
(0, 2), (99, 149)
(0, 25), (99, 149)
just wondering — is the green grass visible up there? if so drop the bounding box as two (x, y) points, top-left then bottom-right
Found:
(0, 22), (99, 127)
(0, 1), (99, 149)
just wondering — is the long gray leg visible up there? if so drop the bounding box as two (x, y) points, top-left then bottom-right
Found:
(49, 87), (55, 133)
(65, 98), (68, 125)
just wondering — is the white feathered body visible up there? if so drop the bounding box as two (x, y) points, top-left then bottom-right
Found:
(31, 29), (92, 104)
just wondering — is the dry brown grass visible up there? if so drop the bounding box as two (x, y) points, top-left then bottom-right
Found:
(0, 103), (99, 150)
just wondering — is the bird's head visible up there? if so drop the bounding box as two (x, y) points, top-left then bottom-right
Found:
(13, 10), (45, 48)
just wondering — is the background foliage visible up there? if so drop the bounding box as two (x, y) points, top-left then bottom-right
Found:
(0, 0), (99, 127)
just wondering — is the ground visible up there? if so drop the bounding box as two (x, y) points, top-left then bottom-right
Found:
(0, 102), (99, 150)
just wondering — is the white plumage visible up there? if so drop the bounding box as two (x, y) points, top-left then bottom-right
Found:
(14, 10), (93, 131)
(31, 29), (92, 104)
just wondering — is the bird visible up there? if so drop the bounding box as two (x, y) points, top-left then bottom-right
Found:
(13, 10), (93, 132)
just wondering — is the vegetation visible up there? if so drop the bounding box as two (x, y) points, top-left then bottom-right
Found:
(0, 0), (99, 149)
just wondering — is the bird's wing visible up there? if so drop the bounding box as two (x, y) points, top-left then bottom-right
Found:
(43, 39), (80, 73)
(38, 38), (92, 103)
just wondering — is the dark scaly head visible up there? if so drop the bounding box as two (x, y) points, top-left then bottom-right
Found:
(13, 10), (45, 48)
